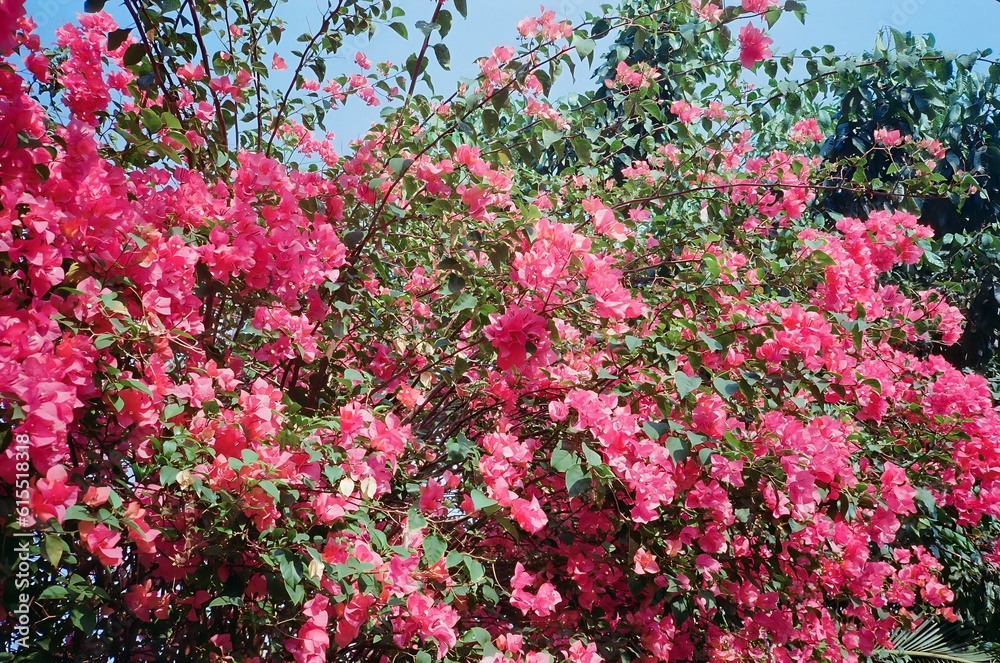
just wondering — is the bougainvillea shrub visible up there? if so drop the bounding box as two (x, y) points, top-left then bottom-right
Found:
(2, 0), (999, 661)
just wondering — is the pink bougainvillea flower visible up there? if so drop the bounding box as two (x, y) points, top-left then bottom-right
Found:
(405, 593), (460, 659)
(123, 502), (161, 555)
(531, 582), (563, 616)
(874, 127), (904, 146)
(516, 8), (572, 40)
(738, 24), (773, 69)
(125, 581), (170, 622)
(690, 0), (724, 23)
(510, 565), (562, 617)
(484, 305), (550, 371)
(881, 462), (917, 515)
(742, 0), (778, 12)
(334, 592), (375, 648)
(0, 0), (25, 53)
(870, 506), (901, 545)
(789, 117), (824, 143)
(510, 495), (548, 533)
(670, 99), (703, 124)
(633, 547), (660, 575)
(581, 197), (630, 240)
(286, 594), (330, 663)
(176, 62), (205, 81)
(565, 640), (604, 663)
(547, 400), (569, 422)
(691, 393), (728, 438)
(81, 485), (111, 507)
(29, 464), (79, 525)
(78, 522), (124, 566)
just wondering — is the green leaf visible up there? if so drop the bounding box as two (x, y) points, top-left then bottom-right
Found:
(450, 292), (477, 313)
(44, 535), (64, 567)
(565, 464), (590, 497)
(702, 253), (720, 280)
(713, 377), (739, 400)
(39, 585), (69, 600)
(122, 43), (146, 67)
(574, 36), (597, 58)
(542, 129), (562, 148)
(470, 489), (497, 511)
(140, 108), (163, 133)
(811, 250), (837, 267)
(388, 157), (413, 174)
(286, 582), (305, 604)
(875, 619), (993, 663)
(674, 372), (702, 399)
(550, 446), (577, 473)
(258, 480), (280, 500)
(161, 111), (182, 130)
(447, 272), (466, 294)
(581, 443), (603, 468)
(643, 421), (669, 441)
(432, 43), (451, 70)
(159, 467), (179, 486)
(162, 403), (185, 420)
(415, 20), (439, 37)
(62, 505), (93, 522)
(452, 354), (469, 383)
(570, 136), (592, 163)
(437, 9), (453, 38)
(464, 557), (485, 582)
(491, 87), (510, 111)
(717, 24), (731, 51)
(453, 0), (468, 18)
(446, 432), (474, 461)
(389, 21), (408, 39)
(208, 596), (245, 608)
(482, 108), (500, 136)
(445, 550), (464, 569)
(408, 510), (428, 532)
(107, 28), (131, 51)
(423, 533), (447, 565)
(698, 332), (724, 353)
(93, 334), (116, 349)
(665, 437), (690, 464)
(120, 378), (152, 396)
(914, 487), (937, 516)
(84, 0), (107, 12)
(343, 368), (366, 382)
(71, 607), (97, 634)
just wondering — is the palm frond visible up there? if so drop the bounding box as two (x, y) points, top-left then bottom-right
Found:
(873, 620), (995, 663)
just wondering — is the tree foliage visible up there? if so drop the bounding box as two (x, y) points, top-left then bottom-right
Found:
(2, 1), (1000, 662)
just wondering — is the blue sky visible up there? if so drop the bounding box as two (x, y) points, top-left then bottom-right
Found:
(770, 0), (1000, 54)
(22, 0), (1000, 147)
